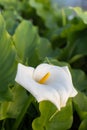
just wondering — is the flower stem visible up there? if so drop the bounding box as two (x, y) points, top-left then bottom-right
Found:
(61, 8), (66, 26)
(12, 94), (34, 130)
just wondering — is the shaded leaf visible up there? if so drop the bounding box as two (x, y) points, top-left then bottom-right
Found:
(73, 92), (87, 120)
(29, 0), (58, 29)
(72, 69), (87, 94)
(0, 85), (29, 120)
(79, 117), (87, 130)
(0, 14), (17, 101)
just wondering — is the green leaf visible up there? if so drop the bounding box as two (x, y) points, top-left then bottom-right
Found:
(2, 10), (22, 35)
(71, 69), (87, 93)
(13, 20), (38, 63)
(32, 100), (73, 130)
(69, 30), (87, 56)
(29, 0), (58, 29)
(60, 30), (87, 61)
(72, 7), (87, 24)
(79, 117), (87, 130)
(44, 58), (69, 67)
(0, 14), (17, 101)
(73, 92), (87, 120)
(0, 85), (29, 120)
(13, 20), (53, 66)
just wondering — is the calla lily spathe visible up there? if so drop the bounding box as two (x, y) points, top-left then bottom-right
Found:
(15, 63), (78, 110)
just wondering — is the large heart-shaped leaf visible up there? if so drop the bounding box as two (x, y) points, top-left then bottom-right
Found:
(13, 20), (53, 66)
(32, 100), (73, 130)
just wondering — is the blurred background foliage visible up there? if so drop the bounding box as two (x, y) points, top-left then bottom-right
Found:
(0, 0), (87, 130)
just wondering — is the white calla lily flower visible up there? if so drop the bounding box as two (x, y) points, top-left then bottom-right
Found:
(15, 63), (78, 110)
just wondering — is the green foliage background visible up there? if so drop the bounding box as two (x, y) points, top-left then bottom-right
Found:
(0, 0), (87, 130)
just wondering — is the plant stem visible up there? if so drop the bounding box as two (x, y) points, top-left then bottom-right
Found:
(12, 94), (34, 130)
(62, 8), (66, 26)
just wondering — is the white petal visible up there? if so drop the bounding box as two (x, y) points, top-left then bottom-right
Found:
(15, 63), (60, 110)
(62, 66), (78, 97)
(34, 63), (73, 93)
(62, 66), (72, 81)
(34, 64), (71, 87)
(70, 86), (78, 97)
(33, 63), (53, 82)
(34, 63), (78, 107)
(15, 63), (34, 82)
